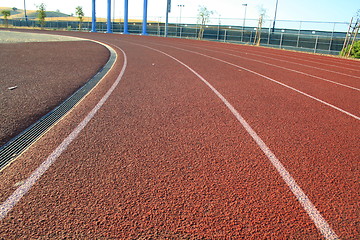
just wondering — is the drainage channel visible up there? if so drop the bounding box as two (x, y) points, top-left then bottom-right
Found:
(0, 41), (117, 171)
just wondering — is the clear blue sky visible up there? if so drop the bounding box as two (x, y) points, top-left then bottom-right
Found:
(2, 0), (359, 27)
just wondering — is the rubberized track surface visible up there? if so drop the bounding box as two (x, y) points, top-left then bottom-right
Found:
(0, 40), (109, 146)
(0, 30), (359, 239)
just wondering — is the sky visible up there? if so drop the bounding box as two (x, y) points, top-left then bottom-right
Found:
(1, 0), (359, 26)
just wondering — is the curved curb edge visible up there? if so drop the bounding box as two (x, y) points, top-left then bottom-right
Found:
(0, 40), (118, 171)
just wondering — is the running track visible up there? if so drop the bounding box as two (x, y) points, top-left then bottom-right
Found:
(0, 30), (359, 239)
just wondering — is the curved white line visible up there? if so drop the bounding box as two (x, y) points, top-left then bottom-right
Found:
(244, 49), (360, 72)
(160, 44), (360, 120)
(190, 42), (360, 72)
(175, 43), (360, 91)
(235, 49), (360, 80)
(0, 44), (127, 220)
(138, 44), (339, 240)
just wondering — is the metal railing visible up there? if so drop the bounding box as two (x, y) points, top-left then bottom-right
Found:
(1, 17), (357, 55)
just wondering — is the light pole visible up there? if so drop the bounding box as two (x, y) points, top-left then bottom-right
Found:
(106, 0), (112, 33)
(23, 0), (28, 26)
(123, 0), (129, 34)
(217, 14), (221, 40)
(112, 0), (115, 32)
(272, 0), (279, 32)
(242, 3), (247, 42)
(91, 0), (96, 32)
(165, 0), (171, 37)
(157, 17), (161, 36)
(142, 0), (148, 35)
(177, 4), (184, 37)
(178, 4), (185, 25)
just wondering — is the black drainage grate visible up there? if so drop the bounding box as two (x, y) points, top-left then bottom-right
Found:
(0, 42), (117, 171)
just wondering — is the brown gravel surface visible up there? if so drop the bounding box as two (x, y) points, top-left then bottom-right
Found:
(0, 39), (109, 146)
(0, 30), (358, 239)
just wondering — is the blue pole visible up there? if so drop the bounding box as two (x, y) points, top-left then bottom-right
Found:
(91, 0), (96, 32)
(165, 0), (171, 37)
(142, 0), (148, 35)
(123, 0), (129, 34)
(106, 0), (112, 33)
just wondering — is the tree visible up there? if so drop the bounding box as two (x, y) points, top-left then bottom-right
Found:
(75, 6), (84, 31)
(340, 40), (360, 58)
(197, 6), (213, 40)
(1, 10), (11, 28)
(254, 6), (267, 45)
(36, 3), (46, 29)
(341, 9), (360, 57)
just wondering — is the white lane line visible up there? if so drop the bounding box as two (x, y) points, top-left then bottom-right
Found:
(176, 43), (360, 91)
(139, 44), (339, 240)
(0, 45), (127, 220)
(237, 50), (360, 80)
(160, 44), (360, 121)
(192, 42), (360, 71)
(244, 49), (360, 72)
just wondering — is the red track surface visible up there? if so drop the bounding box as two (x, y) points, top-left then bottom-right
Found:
(0, 40), (109, 146)
(0, 30), (359, 239)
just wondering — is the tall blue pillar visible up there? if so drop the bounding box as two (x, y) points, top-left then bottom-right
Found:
(91, 0), (96, 32)
(106, 0), (112, 33)
(123, 0), (129, 34)
(142, 0), (148, 35)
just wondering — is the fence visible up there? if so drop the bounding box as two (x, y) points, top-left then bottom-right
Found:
(1, 17), (357, 55)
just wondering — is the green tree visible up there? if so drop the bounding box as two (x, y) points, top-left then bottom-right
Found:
(75, 6), (84, 31)
(36, 3), (46, 29)
(1, 10), (11, 28)
(350, 41), (360, 58)
(341, 9), (360, 57)
(197, 6), (213, 40)
(254, 6), (267, 45)
(340, 40), (360, 58)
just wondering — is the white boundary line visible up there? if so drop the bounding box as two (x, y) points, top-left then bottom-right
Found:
(243, 53), (360, 79)
(193, 41), (360, 70)
(242, 48), (360, 71)
(0, 44), (127, 220)
(138, 43), (339, 240)
(0, 39), (116, 173)
(158, 44), (360, 121)
(242, 51), (360, 79)
(175, 43), (360, 91)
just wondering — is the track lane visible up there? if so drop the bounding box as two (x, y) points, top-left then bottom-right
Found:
(140, 39), (359, 118)
(142, 37), (360, 90)
(242, 47), (360, 70)
(172, 42), (360, 89)
(0, 43), (126, 220)
(113, 36), (359, 238)
(236, 49), (360, 73)
(210, 43), (360, 76)
(140, 43), (338, 239)
(189, 39), (360, 70)
(0, 38), (328, 239)
(0, 31), (358, 238)
(233, 51), (360, 80)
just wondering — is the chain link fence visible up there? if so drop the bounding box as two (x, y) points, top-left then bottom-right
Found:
(1, 17), (357, 55)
